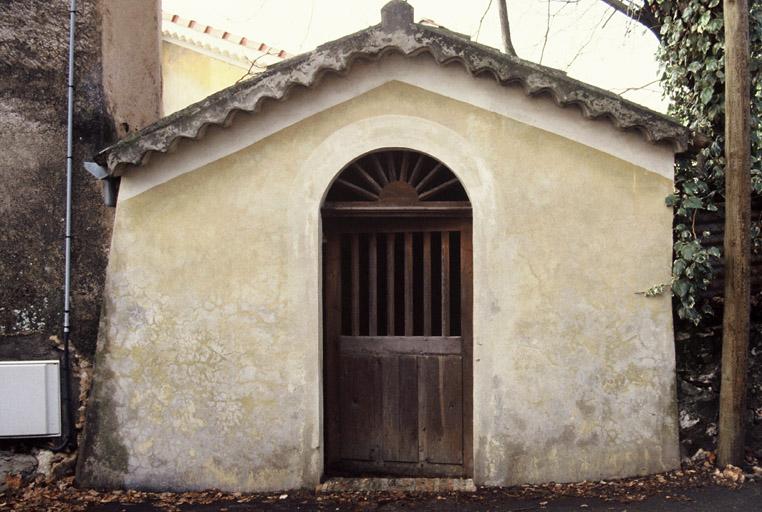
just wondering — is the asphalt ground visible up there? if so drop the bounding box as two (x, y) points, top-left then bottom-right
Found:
(75, 481), (762, 512)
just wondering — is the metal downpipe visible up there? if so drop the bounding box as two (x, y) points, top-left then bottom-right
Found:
(53, 0), (77, 452)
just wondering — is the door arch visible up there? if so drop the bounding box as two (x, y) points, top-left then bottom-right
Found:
(322, 148), (473, 477)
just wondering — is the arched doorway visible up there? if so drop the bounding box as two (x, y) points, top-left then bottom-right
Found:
(322, 148), (473, 477)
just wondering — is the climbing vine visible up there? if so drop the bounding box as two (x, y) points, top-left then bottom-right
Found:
(647, 0), (761, 324)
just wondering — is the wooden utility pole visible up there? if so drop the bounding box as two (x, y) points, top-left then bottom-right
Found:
(718, 0), (752, 468)
(497, 0), (517, 56)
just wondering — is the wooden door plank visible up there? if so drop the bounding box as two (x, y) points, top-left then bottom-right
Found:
(351, 234), (360, 336)
(382, 356), (419, 462)
(339, 354), (380, 461)
(404, 232), (414, 336)
(340, 336), (462, 356)
(324, 217), (472, 235)
(423, 232), (432, 336)
(381, 356), (400, 461)
(420, 356), (463, 465)
(386, 233), (395, 336)
(369, 234), (378, 336)
(441, 232), (451, 337)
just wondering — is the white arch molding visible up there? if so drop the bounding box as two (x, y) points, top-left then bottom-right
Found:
(293, 114), (494, 477)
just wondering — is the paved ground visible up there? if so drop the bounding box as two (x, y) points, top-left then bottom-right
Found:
(83, 481), (762, 512)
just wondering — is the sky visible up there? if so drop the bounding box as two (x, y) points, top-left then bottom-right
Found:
(162, 0), (669, 113)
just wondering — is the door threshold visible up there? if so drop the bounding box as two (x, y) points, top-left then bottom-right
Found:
(316, 477), (476, 493)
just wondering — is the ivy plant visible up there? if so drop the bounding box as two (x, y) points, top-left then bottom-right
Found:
(648, 0), (761, 324)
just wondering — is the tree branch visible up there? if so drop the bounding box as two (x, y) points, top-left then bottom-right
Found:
(497, 0), (517, 56)
(599, 0), (661, 41)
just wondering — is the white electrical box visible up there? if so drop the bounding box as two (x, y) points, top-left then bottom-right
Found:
(0, 360), (61, 438)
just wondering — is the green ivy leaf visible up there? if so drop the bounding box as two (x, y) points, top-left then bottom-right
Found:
(683, 196), (704, 209)
(673, 280), (690, 298)
(700, 87), (714, 105)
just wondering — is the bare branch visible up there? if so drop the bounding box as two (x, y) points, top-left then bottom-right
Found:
(539, 0), (551, 64)
(474, 0), (494, 41)
(236, 52), (271, 84)
(612, 78), (661, 95)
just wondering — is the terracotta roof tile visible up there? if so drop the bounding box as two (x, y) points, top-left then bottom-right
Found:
(161, 11), (292, 68)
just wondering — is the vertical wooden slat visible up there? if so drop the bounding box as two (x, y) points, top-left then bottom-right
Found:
(369, 234), (378, 336)
(324, 234), (342, 468)
(404, 232), (413, 336)
(351, 233), (360, 336)
(386, 233), (395, 336)
(423, 232), (432, 336)
(417, 355), (427, 464)
(441, 232), (450, 337)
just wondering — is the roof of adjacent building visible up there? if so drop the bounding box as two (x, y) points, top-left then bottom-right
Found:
(162, 12), (291, 70)
(97, 0), (692, 175)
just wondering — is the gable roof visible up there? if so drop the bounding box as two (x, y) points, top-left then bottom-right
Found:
(96, 0), (691, 176)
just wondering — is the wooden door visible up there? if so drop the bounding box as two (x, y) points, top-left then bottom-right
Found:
(323, 217), (473, 477)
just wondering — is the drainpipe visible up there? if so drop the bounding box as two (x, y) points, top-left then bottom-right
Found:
(53, 0), (77, 452)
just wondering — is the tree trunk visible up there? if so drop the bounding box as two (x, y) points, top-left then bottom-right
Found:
(497, 0), (517, 56)
(718, 0), (751, 468)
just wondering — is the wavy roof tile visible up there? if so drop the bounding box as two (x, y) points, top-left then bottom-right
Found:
(97, 0), (691, 175)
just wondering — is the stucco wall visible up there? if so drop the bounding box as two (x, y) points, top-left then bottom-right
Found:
(79, 55), (678, 491)
(162, 42), (245, 115)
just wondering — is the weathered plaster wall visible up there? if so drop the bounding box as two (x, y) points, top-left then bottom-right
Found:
(79, 56), (678, 491)
(162, 42), (245, 115)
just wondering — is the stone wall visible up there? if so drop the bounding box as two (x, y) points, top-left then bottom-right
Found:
(0, 0), (161, 361)
(0, 0), (113, 361)
(0, 0), (160, 469)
